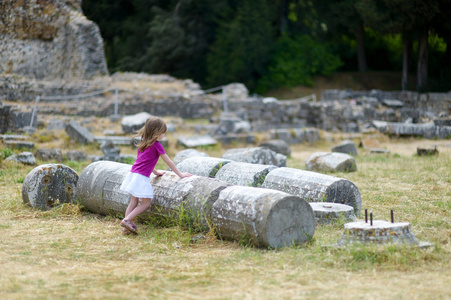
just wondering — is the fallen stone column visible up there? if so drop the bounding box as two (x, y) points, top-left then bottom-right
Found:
(22, 164), (79, 210)
(212, 186), (316, 248)
(75, 161), (231, 229)
(262, 167), (362, 215)
(215, 162), (278, 187)
(75, 161), (132, 215)
(176, 156), (232, 178)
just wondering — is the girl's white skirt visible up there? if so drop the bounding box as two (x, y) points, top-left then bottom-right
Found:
(120, 172), (154, 199)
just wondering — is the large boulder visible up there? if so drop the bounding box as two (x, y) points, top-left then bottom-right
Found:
(305, 152), (357, 173)
(0, 0), (107, 80)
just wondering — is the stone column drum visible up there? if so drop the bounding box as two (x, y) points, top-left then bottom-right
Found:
(176, 156), (232, 178)
(22, 164), (79, 210)
(215, 162), (278, 187)
(337, 220), (420, 246)
(212, 186), (316, 248)
(149, 172), (231, 229)
(262, 167), (362, 215)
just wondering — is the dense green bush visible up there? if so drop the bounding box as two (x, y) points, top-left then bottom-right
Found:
(255, 34), (343, 93)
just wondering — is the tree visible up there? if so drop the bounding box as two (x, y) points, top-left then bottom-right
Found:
(313, 0), (368, 72)
(357, 0), (441, 91)
(206, 0), (277, 90)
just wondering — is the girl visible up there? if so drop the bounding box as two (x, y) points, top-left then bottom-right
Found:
(119, 116), (192, 235)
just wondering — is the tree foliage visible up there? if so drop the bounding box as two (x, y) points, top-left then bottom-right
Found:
(82, 0), (451, 92)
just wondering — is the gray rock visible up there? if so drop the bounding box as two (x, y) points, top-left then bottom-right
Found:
(305, 152), (357, 173)
(275, 153), (287, 167)
(221, 147), (281, 166)
(22, 164), (79, 210)
(177, 136), (217, 148)
(100, 140), (121, 161)
(5, 151), (36, 165)
(34, 148), (63, 161)
(0, 4), (107, 80)
(331, 140), (358, 156)
(173, 149), (209, 165)
(176, 156), (233, 178)
(262, 167), (362, 214)
(215, 162), (277, 187)
(212, 186), (316, 248)
(47, 119), (67, 131)
(259, 139), (291, 156)
(381, 99), (404, 108)
(65, 120), (94, 144)
(121, 112), (152, 134)
(65, 150), (88, 161)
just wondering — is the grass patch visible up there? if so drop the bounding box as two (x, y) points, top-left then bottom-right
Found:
(0, 134), (450, 299)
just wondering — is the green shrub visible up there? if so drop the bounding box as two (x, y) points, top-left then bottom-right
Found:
(256, 34), (343, 93)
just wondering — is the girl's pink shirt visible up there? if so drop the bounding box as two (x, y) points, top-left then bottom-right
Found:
(131, 141), (166, 177)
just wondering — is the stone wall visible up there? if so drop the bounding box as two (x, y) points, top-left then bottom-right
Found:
(0, 0), (107, 80)
(321, 89), (451, 115)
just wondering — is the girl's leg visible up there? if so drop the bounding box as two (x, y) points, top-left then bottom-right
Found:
(123, 198), (151, 221)
(124, 195), (139, 218)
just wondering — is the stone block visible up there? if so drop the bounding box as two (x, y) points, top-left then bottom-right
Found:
(309, 202), (356, 224)
(65, 150), (88, 161)
(259, 139), (291, 156)
(34, 148), (64, 161)
(5, 140), (34, 150)
(332, 140), (358, 156)
(65, 120), (94, 144)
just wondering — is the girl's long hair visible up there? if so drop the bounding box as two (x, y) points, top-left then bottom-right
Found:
(134, 117), (167, 151)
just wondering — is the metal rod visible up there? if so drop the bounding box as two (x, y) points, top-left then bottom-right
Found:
(30, 96), (40, 127)
(391, 209), (394, 223)
(370, 213), (373, 226)
(114, 87), (119, 115)
(365, 209), (368, 223)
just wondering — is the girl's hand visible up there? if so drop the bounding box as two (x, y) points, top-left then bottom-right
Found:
(154, 170), (166, 176)
(180, 172), (193, 178)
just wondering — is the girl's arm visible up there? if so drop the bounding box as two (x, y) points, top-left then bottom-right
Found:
(160, 153), (193, 178)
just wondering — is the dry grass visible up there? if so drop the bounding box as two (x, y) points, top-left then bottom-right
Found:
(0, 125), (450, 299)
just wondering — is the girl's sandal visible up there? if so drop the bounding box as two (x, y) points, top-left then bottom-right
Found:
(120, 219), (138, 234)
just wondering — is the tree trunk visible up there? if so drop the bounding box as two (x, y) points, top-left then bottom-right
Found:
(355, 22), (367, 72)
(280, 0), (288, 34)
(416, 30), (428, 92)
(401, 36), (412, 91)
